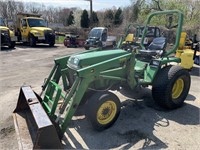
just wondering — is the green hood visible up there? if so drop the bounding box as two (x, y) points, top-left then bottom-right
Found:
(68, 49), (128, 69)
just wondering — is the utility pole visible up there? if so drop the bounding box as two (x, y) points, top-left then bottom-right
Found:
(85, 0), (93, 26)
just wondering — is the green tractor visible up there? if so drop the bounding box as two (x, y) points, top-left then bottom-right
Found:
(13, 10), (190, 149)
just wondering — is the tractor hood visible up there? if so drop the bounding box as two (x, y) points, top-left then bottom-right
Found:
(68, 49), (128, 70)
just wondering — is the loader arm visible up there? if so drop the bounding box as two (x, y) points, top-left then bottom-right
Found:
(13, 9), (185, 149)
(13, 50), (137, 149)
(42, 52), (136, 138)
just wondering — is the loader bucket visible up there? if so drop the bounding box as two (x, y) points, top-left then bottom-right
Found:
(13, 86), (62, 149)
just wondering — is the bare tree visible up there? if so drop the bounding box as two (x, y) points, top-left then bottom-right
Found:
(151, 0), (163, 11)
(7, 0), (17, 19)
(26, 2), (41, 14)
(0, 1), (8, 18)
(16, 1), (25, 13)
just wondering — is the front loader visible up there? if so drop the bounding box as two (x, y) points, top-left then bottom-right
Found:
(13, 10), (191, 149)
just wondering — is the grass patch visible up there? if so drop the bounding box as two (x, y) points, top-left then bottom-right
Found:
(55, 36), (65, 44)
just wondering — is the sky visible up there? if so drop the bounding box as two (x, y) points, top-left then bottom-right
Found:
(19, 0), (132, 11)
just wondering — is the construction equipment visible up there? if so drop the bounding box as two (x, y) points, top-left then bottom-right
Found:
(0, 17), (17, 49)
(84, 27), (116, 50)
(64, 32), (85, 47)
(176, 32), (199, 69)
(14, 13), (55, 47)
(13, 10), (191, 149)
(121, 25), (161, 50)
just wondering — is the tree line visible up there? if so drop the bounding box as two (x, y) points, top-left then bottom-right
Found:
(0, 0), (199, 33)
(0, 0), (123, 28)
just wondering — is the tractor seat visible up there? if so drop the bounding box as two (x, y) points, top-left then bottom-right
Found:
(139, 37), (167, 57)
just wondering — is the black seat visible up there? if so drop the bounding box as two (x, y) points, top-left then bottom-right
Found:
(139, 37), (167, 56)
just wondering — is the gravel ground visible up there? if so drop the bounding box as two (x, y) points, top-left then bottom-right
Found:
(0, 44), (200, 149)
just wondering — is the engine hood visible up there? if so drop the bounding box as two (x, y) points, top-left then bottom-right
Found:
(68, 49), (128, 70)
(0, 26), (9, 30)
(31, 27), (53, 32)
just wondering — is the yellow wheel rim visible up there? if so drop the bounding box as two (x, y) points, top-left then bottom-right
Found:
(172, 78), (184, 99)
(97, 100), (117, 125)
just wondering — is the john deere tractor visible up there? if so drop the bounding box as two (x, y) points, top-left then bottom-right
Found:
(13, 10), (191, 149)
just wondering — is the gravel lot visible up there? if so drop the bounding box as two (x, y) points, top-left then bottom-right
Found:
(0, 44), (200, 149)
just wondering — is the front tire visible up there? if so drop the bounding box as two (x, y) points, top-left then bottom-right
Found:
(85, 46), (90, 50)
(112, 41), (116, 48)
(98, 41), (103, 49)
(29, 35), (36, 47)
(9, 41), (15, 49)
(152, 66), (191, 109)
(49, 41), (55, 47)
(85, 91), (121, 131)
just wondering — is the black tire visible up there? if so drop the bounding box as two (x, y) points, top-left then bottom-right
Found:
(112, 41), (116, 48)
(98, 42), (103, 49)
(85, 91), (121, 131)
(9, 41), (15, 49)
(79, 90), (95, 106)
(29, 35), (36, 47)
(152, 65), (191, 109)
(49, 41), (55, 47)
(85, 46), (90, 50)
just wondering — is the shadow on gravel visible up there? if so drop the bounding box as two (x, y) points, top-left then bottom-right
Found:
(62, 87), (199, 149)
(15, 42), (59, 49)
(190, 66), (200, 77)
(63, 88), (200, 149)
(0, 47), (16, 52)
(186, 93), (196, 101)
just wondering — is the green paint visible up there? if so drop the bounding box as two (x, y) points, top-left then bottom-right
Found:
(38, 10), (184, 138)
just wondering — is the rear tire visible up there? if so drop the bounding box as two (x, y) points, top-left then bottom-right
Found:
(152, 65), (191, 109)
(85, 91), (121, 131)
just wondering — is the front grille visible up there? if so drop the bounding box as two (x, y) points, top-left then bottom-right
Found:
(44, 30), (53, 34)
(1, 30), (10, 44)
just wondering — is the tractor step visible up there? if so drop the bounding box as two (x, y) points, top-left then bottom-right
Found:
(13, 86), (62, 149)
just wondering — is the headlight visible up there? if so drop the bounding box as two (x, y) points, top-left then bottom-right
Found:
(68, 56), (80, 69)
(73, 57), (79, 65)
